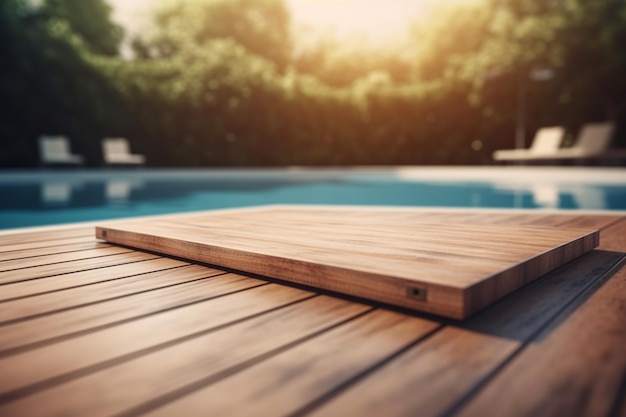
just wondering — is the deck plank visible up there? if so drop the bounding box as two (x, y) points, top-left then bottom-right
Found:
(301, 249), (624, 416)
(0, 256), (186, 301)
(0, 280), (310, 398)
(0, 246), (134, 273)
(0, 227), (92, 247)
(0, 273), (266, 353)
(142, 309), (439, 417)
(0, 236), (96, 254)
(0, 251), (160, 285)
(457, 264), (626, 417)
(0, 264), (225, 323)
(453, 219), (626, 417)
(0, 296), (369, 417)
(598, 219), (626, 252)
(0, 241), (112, 262)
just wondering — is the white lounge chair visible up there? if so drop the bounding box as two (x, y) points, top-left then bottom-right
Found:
(38, 136), (84, 166)
(549, 122), (626, 160)
(493, 126), (565, 162)
(102, 138), (146, 166)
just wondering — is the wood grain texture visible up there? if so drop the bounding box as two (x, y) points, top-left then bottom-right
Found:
(0, 256), (182, 301)
(0, 241), (111, 263)
(96, 207), (600, 318)
(0, 246), (133, 273)
(308, 327), (514, 417)
(0, 273), (266, 353)
(0, 227), (91, 247)
(459, 264), (626, 417)
(598, 218), (626, 252)
(455, 219), (626, 417)
(0, 209), (623, 417)
(0, 284), (314, 403)
(0, 264), (224, 323)
(0, 236), (95, 254)
(144, 309), (438, 417)
(0, 251), (159, 285)
(302, 249), (625, 417)
(0, 296), (364, 417)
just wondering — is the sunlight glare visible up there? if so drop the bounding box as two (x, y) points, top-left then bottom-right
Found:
(107, 0), (484, 51)
(286, 0), (482, 47)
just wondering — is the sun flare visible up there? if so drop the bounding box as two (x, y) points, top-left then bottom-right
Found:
(108, 0), (484, 51)
(286, 0), (483, 47)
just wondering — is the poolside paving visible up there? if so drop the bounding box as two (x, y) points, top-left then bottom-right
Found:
(0, 209), (624, 416)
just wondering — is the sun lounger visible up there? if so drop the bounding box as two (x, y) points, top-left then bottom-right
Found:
(38, 136), (84, 166)
(548, 122), (626, 160)
(493, 126), (565, 162)
(102, 138), (146, 166)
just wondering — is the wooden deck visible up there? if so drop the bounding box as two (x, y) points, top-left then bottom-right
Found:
(0, 209), (625, 417)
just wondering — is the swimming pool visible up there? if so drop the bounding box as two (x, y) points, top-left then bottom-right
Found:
(1, 167), (625, 230)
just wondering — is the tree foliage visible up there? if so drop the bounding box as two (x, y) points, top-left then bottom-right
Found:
(0, 0), (125, 166)
(42, 0), (123, 55)
(1, 0), (625, 167)
(138, 0), (292, 69)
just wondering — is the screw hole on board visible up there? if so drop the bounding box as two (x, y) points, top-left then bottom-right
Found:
(406, 286), (427, 302)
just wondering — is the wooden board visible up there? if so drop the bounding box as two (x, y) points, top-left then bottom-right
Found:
(95, 207), (600, 319)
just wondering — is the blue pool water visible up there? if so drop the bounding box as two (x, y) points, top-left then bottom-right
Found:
(1, 167), (625, 229)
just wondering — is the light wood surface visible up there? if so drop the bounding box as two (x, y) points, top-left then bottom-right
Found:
(0, 274), (268, 353)
(0, 227), (92, 247)
(0, 256), (180, 301)
(0, 295), (363, 417)
(0, 210), (624, 417)
(0, 264), (224, 323)
(144, 309), (439, 417)
(0, 241), (110, 262)
(0, 251), (153, 285)
(455, 219), (626, 417)
(304, 249), (624, 417)
(0, 246), (133, 273)
(96, 207), (600, 318)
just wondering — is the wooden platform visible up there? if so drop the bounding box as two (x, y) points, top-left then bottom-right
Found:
(96, 207), (600, 319)
(0, 208), (625, 417)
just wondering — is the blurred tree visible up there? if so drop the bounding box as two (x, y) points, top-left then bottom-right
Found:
(0, 0), (36, 166)
(406, 0), (626, 152)
(554, 0), (626, 124)
(41, 0), (123, 56)
(2, 0), (626, 168)
(0, 0), (126, 167)
(141, 0), (292, 70)
(293, 35), (412, 87)
(409, 2), (492, 83)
